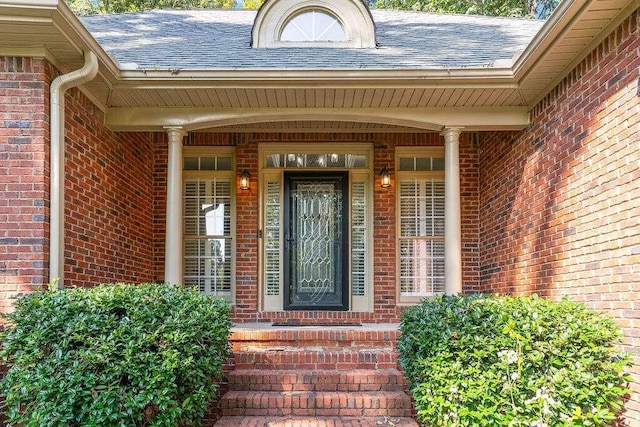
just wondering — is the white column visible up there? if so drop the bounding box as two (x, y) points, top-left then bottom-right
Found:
(443, 127), (463, 295)
(164, 127), (186, 284)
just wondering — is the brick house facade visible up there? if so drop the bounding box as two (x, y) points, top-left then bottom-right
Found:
(479, 12), (640, 420)
(1, 0), (638, 422)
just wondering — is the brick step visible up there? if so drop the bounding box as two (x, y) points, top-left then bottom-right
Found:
(220, 390), (413, 417)
(227, 369), (407, 392)
(214, 415), (419, 426)
(232, 349), (398, 370)
(230, 326), (400, 352)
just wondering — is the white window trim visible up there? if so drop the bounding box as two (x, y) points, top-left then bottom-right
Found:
(183, 146), (237, 304)
(252, 0), (376, 48)
(396, 146), (446, 305)
(258, 143), (374, 312)
(280, 9), (347, 43)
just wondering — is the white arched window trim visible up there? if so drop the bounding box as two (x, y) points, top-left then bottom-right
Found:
(252, 0), (376, 48)
(280, 8), (347, 42)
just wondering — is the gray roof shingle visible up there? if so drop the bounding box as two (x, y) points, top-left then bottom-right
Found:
(80, 9), (544, 70)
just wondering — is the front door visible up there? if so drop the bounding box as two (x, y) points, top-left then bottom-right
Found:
(283, 172), (349, 310)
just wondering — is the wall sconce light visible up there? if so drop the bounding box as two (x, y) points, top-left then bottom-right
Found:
(239, 170), (250, 190)
(380, 167), (391, 188)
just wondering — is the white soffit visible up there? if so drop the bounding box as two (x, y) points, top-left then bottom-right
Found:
(514, 0), (636, 107)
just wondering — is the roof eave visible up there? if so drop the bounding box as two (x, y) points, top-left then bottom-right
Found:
(513, 0), (637, 108)
(115, 67), (518, 86)
(512, 0), (589, 79)
(50, 0), (121, 77)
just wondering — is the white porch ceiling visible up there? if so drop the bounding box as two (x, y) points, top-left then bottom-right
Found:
(105, 87), (525, 109)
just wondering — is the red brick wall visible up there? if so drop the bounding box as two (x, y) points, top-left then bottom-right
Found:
(234, 135), (260, 320)
(373, 135), (397, 320)
(152, 132), (168, 283)
(479, 10), (639, 422)
(63, 87), (155, 287)
(0, 57), (52, 312)
(156, 132), (480, 322)
(460, 134), (481, 293)
(0, 56), (157, 295)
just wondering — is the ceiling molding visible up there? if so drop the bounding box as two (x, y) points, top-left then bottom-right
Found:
(104, 106), (530, 132)
(115, 68), (518, 86)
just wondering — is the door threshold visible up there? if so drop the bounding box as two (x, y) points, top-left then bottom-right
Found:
(272, 321), (362, 327)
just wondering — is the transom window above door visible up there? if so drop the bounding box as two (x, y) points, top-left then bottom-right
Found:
(265, 152), (367, 169)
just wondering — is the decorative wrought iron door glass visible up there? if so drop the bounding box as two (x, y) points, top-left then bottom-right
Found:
(284, 172), (349, 310)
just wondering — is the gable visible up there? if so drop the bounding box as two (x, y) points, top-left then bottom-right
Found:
(251, 0), (377, 48)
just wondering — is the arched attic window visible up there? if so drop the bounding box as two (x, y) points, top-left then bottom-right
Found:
(252, 0), (376, 48)
(280, 9), (346, 42)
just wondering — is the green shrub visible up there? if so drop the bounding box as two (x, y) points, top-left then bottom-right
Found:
(0, 283), (231, 427)
(398, 294), (631, 426)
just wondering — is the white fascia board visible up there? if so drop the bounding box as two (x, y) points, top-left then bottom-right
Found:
(105, 106), (530, 132)
(51, 1), (120, 77)
(0, 0), (58, 7)
(0, 0), (58, 14)
(512, 0), (590, 81)
(526, 0), (639, 108)
(116, 68), (518, 86)
(0, 0), (121, 78)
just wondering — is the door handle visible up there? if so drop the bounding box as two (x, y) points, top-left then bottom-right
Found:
(285, 234), (296, 250)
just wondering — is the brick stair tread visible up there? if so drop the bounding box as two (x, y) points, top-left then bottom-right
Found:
(232, 349), (398, 370)
(230, 328), (400, 345)
(227, 369), (407, 392)
(215, 325), (415, 425)
(236, 343), (397, 351)
(214, 416), (419, 426)
(220, 390), (413, 417)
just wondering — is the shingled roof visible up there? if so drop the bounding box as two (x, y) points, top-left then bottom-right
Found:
(81, 9), (545, 70)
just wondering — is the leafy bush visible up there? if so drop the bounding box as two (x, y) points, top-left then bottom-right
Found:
(0, 283), (231, 426)
(398, 294), (631, 426)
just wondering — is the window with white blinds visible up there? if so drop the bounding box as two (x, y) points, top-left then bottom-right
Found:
(264, 181), (281, 297)
(183, 150), (234, 299)
(351, 182), (367, 297)
(397, 149), (445, 301)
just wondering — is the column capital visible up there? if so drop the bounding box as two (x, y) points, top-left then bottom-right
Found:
(163, 126), (187, 141)
(441, 127), (463, 139)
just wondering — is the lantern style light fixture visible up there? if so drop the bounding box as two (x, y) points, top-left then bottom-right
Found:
(239, 169), (250, 190)
(380, 167), (391, 188)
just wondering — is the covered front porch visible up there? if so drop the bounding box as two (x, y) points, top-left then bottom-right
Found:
(158, 126), (473, 323)
(67, 105), (527, 323)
